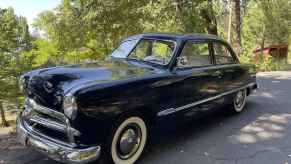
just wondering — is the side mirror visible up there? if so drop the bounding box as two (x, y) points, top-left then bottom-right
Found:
(177, 56), (188, 66)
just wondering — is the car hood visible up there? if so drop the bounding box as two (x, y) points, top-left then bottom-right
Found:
(23, 59), (163, 109)
(30, 59), (162, 94)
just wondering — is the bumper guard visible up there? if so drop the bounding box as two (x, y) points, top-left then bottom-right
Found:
(17, 117), (101, 164)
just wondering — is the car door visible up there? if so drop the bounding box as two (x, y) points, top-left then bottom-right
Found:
(212, 41), (249, 92)
(166, 40), (224, 118)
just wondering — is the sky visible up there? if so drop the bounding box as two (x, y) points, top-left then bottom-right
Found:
(0, 0), (61, 26)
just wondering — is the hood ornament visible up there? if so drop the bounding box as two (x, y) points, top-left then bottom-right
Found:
(43, 81), (54, 93)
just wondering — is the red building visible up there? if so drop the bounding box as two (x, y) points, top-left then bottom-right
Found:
(253, 44), (288, 63)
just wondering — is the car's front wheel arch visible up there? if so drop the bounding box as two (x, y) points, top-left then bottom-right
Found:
(99, 111), (148, 164)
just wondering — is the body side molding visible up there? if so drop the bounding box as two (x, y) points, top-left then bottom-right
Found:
(157, 82), (256, 116)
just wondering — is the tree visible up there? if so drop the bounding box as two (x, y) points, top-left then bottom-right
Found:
(200, 0), (218, 35)
(242, 0), (291, 57)
(0, 102), (8, 127)
(32, 0), (152, 65)
(33, 0), (223, 66)
(0, 7), (32, 126)
(260, 0), (291, 44)
(234, 0), (242, 55)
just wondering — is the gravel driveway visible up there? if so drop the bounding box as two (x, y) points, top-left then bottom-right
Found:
(1, 71), (291, 164)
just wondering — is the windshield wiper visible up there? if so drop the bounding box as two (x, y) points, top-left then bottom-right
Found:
(144, 59), (164, 64)
(126, 57), (165, 68)
(126, 58), (145, 63)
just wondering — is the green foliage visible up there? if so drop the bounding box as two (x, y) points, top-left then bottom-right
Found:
(0, 7), (33, 122)
(242, 0), (291, 55)
(256, 56), (285, 72)
(30, 0), (222, 67)
(238, 0), (291, 71)
(146, 0), (207, 33)
(259, 0), (291, 44)
(0, 7), (32, 101)
(239, 55), (281, 72)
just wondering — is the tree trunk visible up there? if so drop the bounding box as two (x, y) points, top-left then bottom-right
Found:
(200, 0), (218, 36)
(207, 0), (218, 36)
(260, 26), (266, 56)
(174, 0), (183, 13)
(234, 0), (242, 55)
(0, 101), (8, 127)
(260, 26), (266, 71)
(227, 0), (233, 43)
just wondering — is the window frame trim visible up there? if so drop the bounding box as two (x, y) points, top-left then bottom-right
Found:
(174, 39), (215, 70)
(211, 40), (239, 66)
(126, 38), (178, 67)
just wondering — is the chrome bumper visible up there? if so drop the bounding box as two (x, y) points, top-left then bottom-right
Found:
(17, 117), (101, 164)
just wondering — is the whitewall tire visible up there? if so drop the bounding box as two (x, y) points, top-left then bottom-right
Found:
(233, 89), (247, 113)
(110, 116), (147, 164)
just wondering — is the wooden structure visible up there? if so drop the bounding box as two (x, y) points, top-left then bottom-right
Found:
(253, 44), (288, 62)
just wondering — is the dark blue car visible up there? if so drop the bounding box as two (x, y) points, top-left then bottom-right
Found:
(17, 33), (257, 164)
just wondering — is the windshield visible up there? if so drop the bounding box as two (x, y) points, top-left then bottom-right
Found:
(110, 39), (139, 58)
(111, 39), (176, 65)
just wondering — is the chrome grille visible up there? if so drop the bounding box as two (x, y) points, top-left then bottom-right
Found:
(25, 98), (65, 122)
(29, 115), (67, 133)
(22, 98), (80, 146)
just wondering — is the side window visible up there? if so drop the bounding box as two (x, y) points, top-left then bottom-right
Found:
(152, 41), (173, 60)
(129, 39), (175, 65)
(213, 43), (235, 65)
(130, 40), (151, 59)
(178, 41), (211, 68)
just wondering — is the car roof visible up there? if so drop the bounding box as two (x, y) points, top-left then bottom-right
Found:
(123, 33), (223, 42)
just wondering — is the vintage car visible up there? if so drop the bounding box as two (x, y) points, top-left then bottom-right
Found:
(17, 33), (257, 164)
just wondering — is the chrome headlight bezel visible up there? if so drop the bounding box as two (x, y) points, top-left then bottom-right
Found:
(63, 94), (78, 120)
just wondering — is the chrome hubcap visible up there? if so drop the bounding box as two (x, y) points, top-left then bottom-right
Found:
(235, 90), (245, 108)
(118, 125), (141, 159)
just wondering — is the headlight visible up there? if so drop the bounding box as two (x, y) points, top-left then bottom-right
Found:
(19, 76), (26, 92)
(63, 94), (78, 120)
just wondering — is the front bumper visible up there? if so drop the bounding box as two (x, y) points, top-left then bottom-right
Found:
(17, 117), (101, 164)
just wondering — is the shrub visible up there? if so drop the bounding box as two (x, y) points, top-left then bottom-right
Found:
(239, 54), (288, 72)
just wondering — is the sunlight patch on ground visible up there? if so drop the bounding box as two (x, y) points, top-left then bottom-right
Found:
(229, 114), (291, 144)
(272, 80), (281, 83)
(258, 72), (291, 80)
(259, 92), (274, 98)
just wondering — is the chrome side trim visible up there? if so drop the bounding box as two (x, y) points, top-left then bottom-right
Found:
(158, 82), (256, 116)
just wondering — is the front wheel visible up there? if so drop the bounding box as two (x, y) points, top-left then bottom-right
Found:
(231, 89), (247, 113)
(101, 116), (147, 164)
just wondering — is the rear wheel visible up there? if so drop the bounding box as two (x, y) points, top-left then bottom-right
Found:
(231, 89), (247, 113)
(100, 116), (147, 164)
